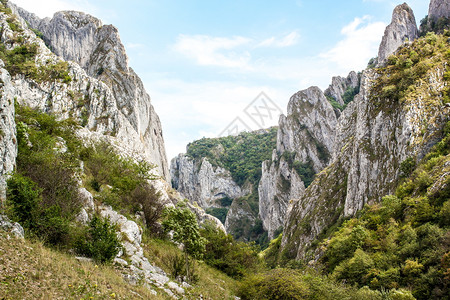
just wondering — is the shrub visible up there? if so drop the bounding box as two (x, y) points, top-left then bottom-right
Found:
(399, 157), (416, 178)
(238, 269), (310, 300)
(200, 222), (261, 279)
(6, 173), (42, 230)
(6, 173), (70, 246)
(75, 214), (121, 264)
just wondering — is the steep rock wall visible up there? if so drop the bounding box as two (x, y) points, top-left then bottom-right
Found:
(170, 154), (247, 208)
(377, 3), (418, 64)
(10, 4), (170, 180)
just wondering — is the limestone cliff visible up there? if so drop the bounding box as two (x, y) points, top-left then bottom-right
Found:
(258, 86), (337, 239)
(377, 3), (418, 64)
(171, 154), (247, 209)
(282, 34), (450, 260)
(10, 3), (170, 180)
(324, 71), (360, 107)
(428, 0), (450, 23)
(0, 61), (16, 202)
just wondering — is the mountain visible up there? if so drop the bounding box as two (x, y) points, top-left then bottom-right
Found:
(171, 128), (277, 244)
(0, 1), (225, 297)
(9, 3), (170, 181)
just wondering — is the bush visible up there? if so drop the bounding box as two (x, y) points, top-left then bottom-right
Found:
(6, 173), (42, 230)
(6, 173), (70, 246)
(75, 214), (121, 264)
(238, 269), (310, 300)
(201, 222), (261, 279)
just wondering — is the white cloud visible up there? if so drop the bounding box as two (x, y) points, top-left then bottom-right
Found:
(320, 16), (386, 70)
(257, 31), (300, 48)
(173, 35), (252, 69)
(147, 77), (289, 159)
(173, 31), (300, 69)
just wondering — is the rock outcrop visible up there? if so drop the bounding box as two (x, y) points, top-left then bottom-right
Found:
(171, 154), (247, 208)
(0, 214), (24, 238)
(258, 150), (305, 239)
(324, 71), (360, 107)
(428, 0), (450, 23)
(282, 58), (449, 260)
(10, 4), (170, 180)
(377, 3), (418, 64)
(0, 62), (16, 202)
(258, 86), (337, 239)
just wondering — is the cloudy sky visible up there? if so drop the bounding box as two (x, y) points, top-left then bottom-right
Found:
(11, 0), (429, 159)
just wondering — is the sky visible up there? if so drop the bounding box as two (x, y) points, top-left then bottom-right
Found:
(11, 0), (429, 160)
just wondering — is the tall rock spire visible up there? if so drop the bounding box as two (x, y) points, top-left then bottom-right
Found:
(377, 3), (418, 64)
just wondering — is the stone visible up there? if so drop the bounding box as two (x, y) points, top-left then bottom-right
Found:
(9, 3), (170, 181)
(171, 155), (247, 208)
(114, 257), (128, 267)
(0, 215), (24, 238)
(258, 86), (337, 239)
(377, 3), (418, 64)
(324, 71), (360, 107)
(0, 62), (17, 203)
(428, 0), (450, 23)
(167, 281), (185, 295)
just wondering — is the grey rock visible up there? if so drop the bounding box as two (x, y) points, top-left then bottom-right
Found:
(75, 208), (89, 225)
(377, 3), (418, 64)
(259, 151), (305, 239)
(0, 62), (17, 203)
(324, 71), (360, 106)
(282, 63), (449, 259)
(171, 155), (247, 208)
(75, 256), (94, 263)
(0, 215), (24, 238)
(167, 281), (185, 295)
(428, 0), (450, 23)
(10, 5), (170, 180)
(114, 257), (128, 267)
(258, 86), (337, 239)
(277, 86), (337, 173)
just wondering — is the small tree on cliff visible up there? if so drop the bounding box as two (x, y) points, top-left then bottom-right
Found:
(162, 201), (206, 281)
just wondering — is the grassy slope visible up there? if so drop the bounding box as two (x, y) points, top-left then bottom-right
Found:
(0, 232), (162, 299)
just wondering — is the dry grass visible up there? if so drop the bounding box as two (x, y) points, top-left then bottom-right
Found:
(0, 232), (164, 299)
(142, 234), (238, 300)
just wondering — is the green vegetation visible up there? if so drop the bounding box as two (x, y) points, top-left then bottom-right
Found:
(200, 222), (262, 279)
(326, 85), (360, 112)
(0, 232), (162, 299)
(205, 207), (229, 223)
(420, 15), (450, 36)
(162, 201), (206, 282)
(372, 31), (450, 107)
(281, 151), (316, 188)
(186, 127), (277, 186)
(320, 121), (450, 299)
(74, 214), (122, 264)
(0, 43), (72, 83)
(186, 128), (277, 245)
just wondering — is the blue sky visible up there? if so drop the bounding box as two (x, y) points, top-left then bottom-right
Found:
(13, 0), (429, 160)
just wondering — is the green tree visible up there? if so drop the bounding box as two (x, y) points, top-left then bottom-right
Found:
(162, 201), (206, 281)
(75, 214), (121, 264)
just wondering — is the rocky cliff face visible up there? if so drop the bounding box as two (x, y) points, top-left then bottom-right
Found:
(258, 86), (337, 239)
(428, 0), (450, 22)
(171, 154), (247, 208)
(324, 71), (360, 107)
(10, 4), (170, 180)
(281, 41), (449, 260)
(377, 3), (418, 64)
(0, 62), (16, 202)
(258, 150), (305, 239)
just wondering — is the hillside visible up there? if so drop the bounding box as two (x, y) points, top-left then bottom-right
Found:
(0, 0), (449, 299)
(171, 128), (277, 245)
